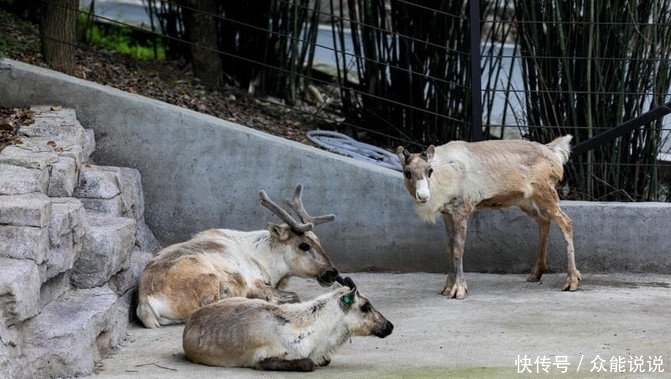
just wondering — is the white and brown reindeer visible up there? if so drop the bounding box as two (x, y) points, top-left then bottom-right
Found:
(182, 276), (394, 371)
(396, 135), (581, 299)
(136, 184), (340, 328)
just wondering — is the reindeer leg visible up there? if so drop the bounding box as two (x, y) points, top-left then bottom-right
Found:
(248, 280), (300, 303)
(552, 206), (581, 291)
(440, 212), (468, 299)
(255, 357), (316, 372)
(271, 288), (301, 304)
(521, 207), (551, 282)
(450, 216), (469, 299)
(439, 213), (456, 294)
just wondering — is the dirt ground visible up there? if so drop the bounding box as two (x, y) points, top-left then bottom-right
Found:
(0, 11), (343, 149)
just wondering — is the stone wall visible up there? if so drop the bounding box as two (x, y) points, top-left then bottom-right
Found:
(0, 106), (160, 379)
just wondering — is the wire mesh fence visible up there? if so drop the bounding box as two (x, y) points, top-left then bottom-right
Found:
(2, 0), (670, 202)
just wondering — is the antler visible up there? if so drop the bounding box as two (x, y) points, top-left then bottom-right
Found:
(283, 184), (336, 227)
(259, 189), (314, 233)
(336, 275), (356, 289)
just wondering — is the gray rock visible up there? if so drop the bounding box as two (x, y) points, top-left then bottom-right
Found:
(0, 193), (51, 227)
(0, 141), (59, 170)
(73, 165), (122, 199)
(21, 106), (93, 155)
(109, 248), (152, 296)
(79, 195), (125, 216)
(0, 163), (49, 195)
(54, 140), (85, 168)
(82, 128), (96, 163)
(0, 224), (48, 262)
(118, 167), (145, 220)
(47, 155), (78, 197)
(135, 216), (161, 254)
(39, 270), (71, 308)
(21, 286), (128, 379)
(42, 233), (82, 282)
(48, 197), (87, 248)
(72, 212), (135, 289)
(0, 332), (21, 379)
(0, 258), (40, 325)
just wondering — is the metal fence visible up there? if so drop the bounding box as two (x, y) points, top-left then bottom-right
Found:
(6, 0), (671, 201)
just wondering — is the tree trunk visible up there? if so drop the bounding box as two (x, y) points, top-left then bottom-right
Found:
(40, 0), (78, 75)
(180, 0), (223, 88)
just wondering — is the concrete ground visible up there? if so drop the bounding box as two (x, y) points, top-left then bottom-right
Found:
(90, 272), (670, 379)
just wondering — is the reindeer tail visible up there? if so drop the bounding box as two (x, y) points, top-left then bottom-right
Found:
(546, 134), (573, 165)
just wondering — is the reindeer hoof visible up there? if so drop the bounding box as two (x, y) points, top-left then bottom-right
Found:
(562, 271), (582, 292)
(440, 278), (468, 299)
(449, 284), (468, 299)
(438, 285), (450, 296)
(527, 265), (546, 282)
(526, 273), (542, 282)
(439, 275), (456, 295)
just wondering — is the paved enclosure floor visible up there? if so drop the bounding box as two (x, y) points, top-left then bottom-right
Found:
(90, 273), (670, 379)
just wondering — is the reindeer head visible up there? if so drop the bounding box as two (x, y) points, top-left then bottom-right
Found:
(259, 184), (339, 286)
(336, 276), (394, 338)
(396, 145), (435, 203)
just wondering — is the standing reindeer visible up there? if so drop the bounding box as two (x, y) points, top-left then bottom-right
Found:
(397, 136), (581, 299)
(136, 184), (339, 328)
(182, 276), (394, 371)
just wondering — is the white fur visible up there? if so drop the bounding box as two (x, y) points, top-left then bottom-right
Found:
(546, 135), (572, 164)
(414, 178), (431, 202)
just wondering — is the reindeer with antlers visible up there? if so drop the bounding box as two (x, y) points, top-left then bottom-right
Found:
(136, 184), (339, 328)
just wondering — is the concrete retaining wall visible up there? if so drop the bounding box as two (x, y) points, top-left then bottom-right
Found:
(2, 58), (670, 275)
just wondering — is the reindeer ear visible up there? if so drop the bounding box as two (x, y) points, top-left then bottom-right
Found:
(396, 146), (408, 165)
(267, 222), (292, 241)
(420, 145), (436, 162)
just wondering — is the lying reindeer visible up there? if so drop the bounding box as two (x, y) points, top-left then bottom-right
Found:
(182, 276), (394, 371)
(397, 135), (581, 299)
(136, 184), (339, 328)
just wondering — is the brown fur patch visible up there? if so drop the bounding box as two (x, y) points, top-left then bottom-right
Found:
(190, 240), (226, 252)
(218, 272), (246, 298)
(477, 191), (526, 209)
(163, 256), (223, 317)
(137, 235), (237, 320)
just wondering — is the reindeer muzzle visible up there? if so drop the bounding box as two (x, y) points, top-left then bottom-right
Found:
(374, 320), (394, 338)
(414, 178), (431, 203)
(318, 268), (339, 286)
